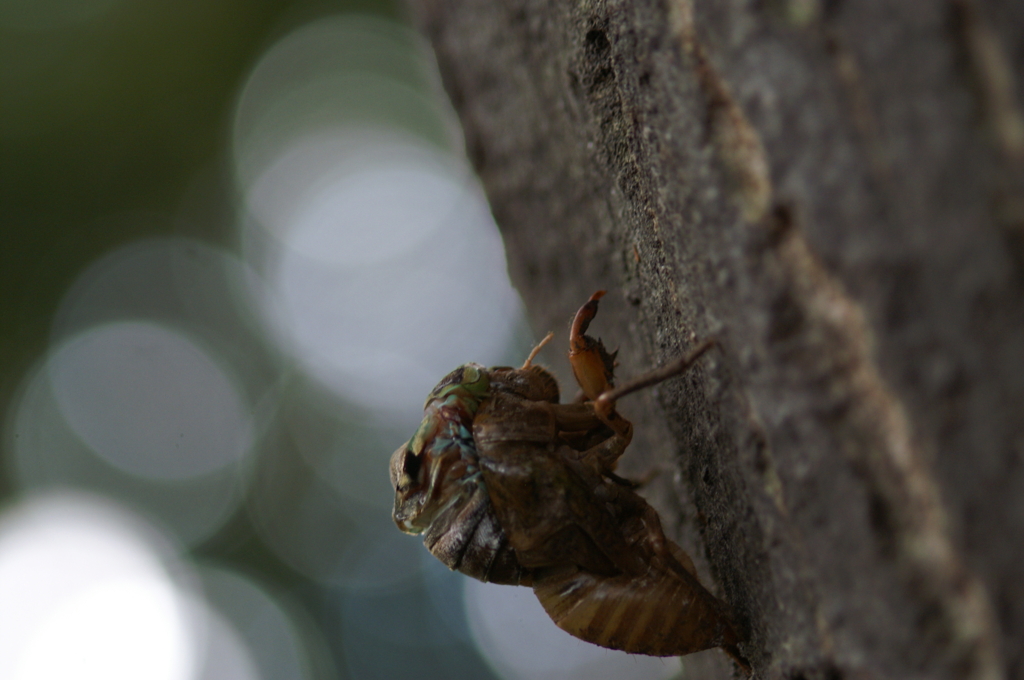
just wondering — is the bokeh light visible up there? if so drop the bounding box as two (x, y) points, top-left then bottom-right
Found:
(233, 14), (525, 421)
(48, 320), (252, 481)
(192, 605), (260, 680)
(197, 566), (322, 680)
(5, 235), (274, 547)
(282, 382), (405, 511)
(243, 130), (523, 419)
(0, 492), (197, 680)
(232, 14), (457, 191)
(49, 235), (279, 422)
(8, 355), (246, 547)
(0, 5), (669, 680)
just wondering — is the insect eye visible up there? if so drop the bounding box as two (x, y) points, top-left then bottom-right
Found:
(462, 365), (481, 384)
(402, 450), (423, 482)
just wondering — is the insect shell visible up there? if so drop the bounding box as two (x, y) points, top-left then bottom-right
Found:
(390, 292), (747, 669)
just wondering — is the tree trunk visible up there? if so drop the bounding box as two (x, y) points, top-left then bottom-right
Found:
(407, 0), (1024, 678)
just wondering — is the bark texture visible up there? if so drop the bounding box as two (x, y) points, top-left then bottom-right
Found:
(408, 0), (1024, 678)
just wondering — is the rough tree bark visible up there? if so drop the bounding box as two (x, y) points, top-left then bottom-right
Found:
(407, 0), (1024, 678)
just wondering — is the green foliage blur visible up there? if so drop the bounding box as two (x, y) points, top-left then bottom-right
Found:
(0, 0), (400, 480)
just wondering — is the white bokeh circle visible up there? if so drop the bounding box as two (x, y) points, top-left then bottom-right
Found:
(0, 492), (198, 680)
(47, 321), (254, 481)
(242, 131), (522, 418)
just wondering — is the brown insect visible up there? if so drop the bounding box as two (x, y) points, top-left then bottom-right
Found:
(390, 291), (748, 671)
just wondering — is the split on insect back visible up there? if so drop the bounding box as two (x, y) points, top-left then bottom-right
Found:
(389, 291), (750, 673)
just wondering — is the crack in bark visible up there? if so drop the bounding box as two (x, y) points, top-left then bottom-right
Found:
(953, 0), (1024, 163)
(763, 207), (1004, 680)
(668, 0), (772, 224)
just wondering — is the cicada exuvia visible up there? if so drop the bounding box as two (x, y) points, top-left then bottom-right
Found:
(390, 291), (747, 671)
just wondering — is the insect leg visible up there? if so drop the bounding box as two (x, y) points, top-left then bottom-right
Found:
(571, 420), (632, 472)
(568, 291), (634, 439)
(574, 340), (717, 473)
(549, 402), (604, 432)
(568, 291), (616, 402)
(594, 338), (717, 422)
(548, 402), (632, 471)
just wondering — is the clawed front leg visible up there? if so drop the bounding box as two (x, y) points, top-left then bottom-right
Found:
(567, 291), (717, 469)
(569, 291), (717, 423)
(568, 291), (631, 442)
(568, 291), (614, 400)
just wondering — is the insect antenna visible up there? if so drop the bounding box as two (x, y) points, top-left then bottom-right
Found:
(522, 331), (555, 368)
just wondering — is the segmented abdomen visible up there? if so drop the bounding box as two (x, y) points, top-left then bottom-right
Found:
(422, 480), (528, 586)
(532, 561), (738, 656)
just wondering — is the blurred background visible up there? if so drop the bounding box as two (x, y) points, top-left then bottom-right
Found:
(0, 1), (682, 678)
